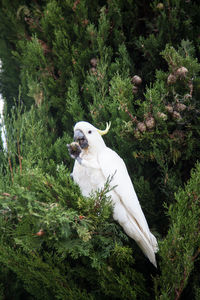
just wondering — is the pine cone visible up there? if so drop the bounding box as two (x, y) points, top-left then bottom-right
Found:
(167, 74), (177, 85)
(176, 67), (188, 78)
(90, 67), (97, 75)
(172, 111), (181, 120)
(132, 86), (138, 94)
(131, 75), (142, 86)
(175, 103), (187, 112)
(90, 58), (98, 67)
(165, 104), (173, 114)
(157, 112), (167, 120)
(137, 122), (146, 133)
(145, 117), (155, 129)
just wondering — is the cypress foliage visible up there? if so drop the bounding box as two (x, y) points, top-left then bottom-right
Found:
(155, 163), (200, 299)
(0, 0), (200, 299)
(0, 103), (147, 299)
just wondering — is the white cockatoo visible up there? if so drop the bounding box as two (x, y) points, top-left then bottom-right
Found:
(68, 121), (158, 267)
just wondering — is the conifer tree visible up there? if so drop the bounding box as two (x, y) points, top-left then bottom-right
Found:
(0, 0), (200, 299)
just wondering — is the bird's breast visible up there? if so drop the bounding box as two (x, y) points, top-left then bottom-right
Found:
(72, 161), (105, 197)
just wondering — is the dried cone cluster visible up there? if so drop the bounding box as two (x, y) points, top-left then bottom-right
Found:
(176, 67), (188, 78)
(172, 111), (181, 120)
(137, 122), (146, 133)
(131, 75), (142, 94)
(165, 100), (187, 121)
(165, 104), (174, 114)
(145, 115), (155, 129)
(89, 57), (104, 81)
(90, 58), (98, 67)
(90, 57), (98, 75)
(135, 113), (156, 135)
(157, 112), (167, 121)
(131, 68), (189, 138)
(175, 102), (187, 112)
(167, 74), (177, 85)
(167, 66), (188, 85)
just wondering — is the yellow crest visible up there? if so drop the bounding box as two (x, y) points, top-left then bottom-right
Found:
(97, 122), (111, 136)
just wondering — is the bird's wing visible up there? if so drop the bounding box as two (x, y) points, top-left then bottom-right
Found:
(98, 147), (152, 242)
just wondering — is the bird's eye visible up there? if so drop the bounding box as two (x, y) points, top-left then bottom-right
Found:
(88, 130), (92, 134)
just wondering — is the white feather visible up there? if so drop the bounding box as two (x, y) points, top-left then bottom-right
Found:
(71, 121), (158, 267)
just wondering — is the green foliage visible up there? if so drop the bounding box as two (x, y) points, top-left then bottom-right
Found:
(0, 104), (146, 299)
(155, 163), (200, 299)
(0, 0), (200, 299)
(98, 244), (148, 299)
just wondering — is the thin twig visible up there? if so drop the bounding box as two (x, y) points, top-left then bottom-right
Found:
(5, 136), (14, 183)
(121, 103), (137, 123)
(174, 269), (187, 300)
(17, 136), (22, 174)
(192, 247), (200, 261)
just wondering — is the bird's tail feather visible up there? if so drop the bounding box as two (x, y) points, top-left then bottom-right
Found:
(122, 217), (158, 267)
(150, 232), (159, 253)
(137, 236), (157, 268)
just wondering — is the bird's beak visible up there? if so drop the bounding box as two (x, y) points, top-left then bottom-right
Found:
(74, 129), (89, 149)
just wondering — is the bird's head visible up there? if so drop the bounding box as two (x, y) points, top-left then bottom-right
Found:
(73, 121), (111, 152)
